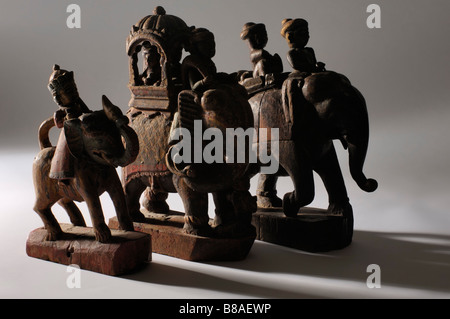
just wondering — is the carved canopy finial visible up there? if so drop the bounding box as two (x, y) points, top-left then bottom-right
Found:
(153, 6), (166, 15)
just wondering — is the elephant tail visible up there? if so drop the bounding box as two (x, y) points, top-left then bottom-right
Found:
(38, 116), (56, 150)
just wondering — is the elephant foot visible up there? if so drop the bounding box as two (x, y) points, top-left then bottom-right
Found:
(130, 210), (147, 222)
(45, 228), (63, 241)
(282, 192), (300, 218)
(71, 219), (87, 227)
(257, 195), (282, 208)
(328, 201), (353, 217)
(94, 223), (112, 243)
(183, 223), (214, 237)
(143, 199), (170, 214)
(142, 188), (170, 214)
(118, 218), (135, 232)
(42, 221), (64, 241)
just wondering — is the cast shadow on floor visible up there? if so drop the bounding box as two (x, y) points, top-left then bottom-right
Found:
(122, 230), (450, 298)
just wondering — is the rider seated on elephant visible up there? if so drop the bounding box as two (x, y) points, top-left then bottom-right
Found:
(279, 19), (326, 127)
(140, 43), (162, 86)
(47, 65), (91, 181)
(280, 18), (326, 76)
(181, 27), (245, 95)
(240, 22), (283, 81)
(181, 27), (218, 93)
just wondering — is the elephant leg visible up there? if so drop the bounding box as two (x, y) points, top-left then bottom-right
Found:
(57, 198), (86, 227)
(281, 142), (315, 217)
(106, 170), (134, 231)
(84, 195), (111, 243)
(142, 187), (169, 214)
(213, 176), (256, 238)
(231, 177), (257, 226)
(256, 174), (282, 208)
(124, 178), (147, 222)
(77, 176), (111, 243)
(314, 142), (354, 246)
(33, 202), (63, 241)
(314, 142), (352, 216)
(213, 189), (256, 238)
(172, 174), (211, 237)
(212, 191), (235, 227)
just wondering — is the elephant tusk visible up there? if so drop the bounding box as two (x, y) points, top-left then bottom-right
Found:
(165, 147), (190, 177)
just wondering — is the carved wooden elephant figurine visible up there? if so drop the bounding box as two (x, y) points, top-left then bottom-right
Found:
(165, 83), (258, 237)
(124, 80), (257, 238)
(248, 71), (378, 217)
(122, 12), (257, 238)
(32, 96), (139, 242)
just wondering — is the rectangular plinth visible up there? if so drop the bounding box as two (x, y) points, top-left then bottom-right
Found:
(109, 211), (255, 262)
(26, 224), (151, 276)
(252, 207), (353, 252)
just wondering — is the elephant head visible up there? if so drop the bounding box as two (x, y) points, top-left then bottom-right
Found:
(302, 71), (378, 193)
(166, 85), (255, 192)
(64, 95), (139, 168)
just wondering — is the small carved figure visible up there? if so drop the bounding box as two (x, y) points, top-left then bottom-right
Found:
(181, 27), (239, 94)
(280, 18), (325, 74)
(240, 22), (283, 79)
(181, 27), (218, 92)
(140, 43), (162, 86)
(33, 86), (139, 242)
(47, 65), (91, 180)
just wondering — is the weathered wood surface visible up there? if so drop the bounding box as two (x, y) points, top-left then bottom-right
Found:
(26, 224), (151, 276)
(109, 210), (255, 261)
(252, 207), (353, 252)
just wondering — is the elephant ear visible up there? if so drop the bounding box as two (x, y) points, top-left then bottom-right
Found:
(64, 118), (84, 159)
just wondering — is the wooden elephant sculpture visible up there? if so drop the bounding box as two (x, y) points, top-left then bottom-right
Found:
(125, 81), (257, 238)
(122, 11), (257, 238)
(32, 95), (139, 242)
(247, 70), (378, 217)
(165, 83), (258, 237)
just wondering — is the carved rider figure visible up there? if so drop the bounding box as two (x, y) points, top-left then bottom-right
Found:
(278, 18), (327, 128)
(280, 18), (325, 75)
(181, 27), (218, 93)
(240, 22), (283, 79)
(47, 64), (91, 180)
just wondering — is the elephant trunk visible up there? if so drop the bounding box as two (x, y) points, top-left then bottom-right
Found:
(102, 95), (139, 167)
(114, 124), (139, 167)
(347, 138), (378, 192)
(344, 90), (378, 193)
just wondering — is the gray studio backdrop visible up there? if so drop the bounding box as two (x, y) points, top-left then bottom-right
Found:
(1, 0), (449, 229)
(1, 0), (450, 298)
(2, 0), (449, 148)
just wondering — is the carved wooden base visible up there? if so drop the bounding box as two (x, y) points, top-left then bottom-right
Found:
(108, 210), (256, 261)
(252, 207), (353, 252)
(26, 224), (151, 276)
